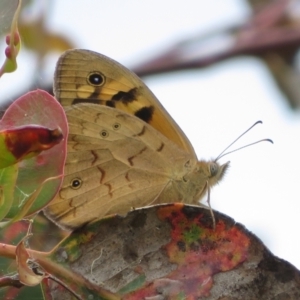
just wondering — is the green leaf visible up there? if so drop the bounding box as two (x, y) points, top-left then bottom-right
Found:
(0, 164), (18, 222)
(0, 90), (68, 221)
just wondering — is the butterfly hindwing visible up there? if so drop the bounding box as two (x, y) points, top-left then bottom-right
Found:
(44, 103), (198, 229)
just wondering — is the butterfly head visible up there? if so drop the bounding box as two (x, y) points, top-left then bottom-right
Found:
(181, 159), (229, 203)
(208, 160), (230, 186)
(198, 159), (229, 184)
(192, 160), (230, 200)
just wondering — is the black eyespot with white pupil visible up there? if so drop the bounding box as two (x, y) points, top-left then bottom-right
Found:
(100, 130), (109, 138)
(71, 178), (82, 189)
(87, 72), (105, 86)
(210, 163), (219, 177)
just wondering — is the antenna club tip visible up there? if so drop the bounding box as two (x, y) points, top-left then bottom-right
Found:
(256, 120), (263, 125)
(267, 139), (274, 144)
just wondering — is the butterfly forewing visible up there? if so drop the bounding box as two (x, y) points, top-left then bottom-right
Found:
(54, 49), (196, 155)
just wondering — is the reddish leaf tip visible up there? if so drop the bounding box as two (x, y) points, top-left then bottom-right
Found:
(4, 125), (64, 161)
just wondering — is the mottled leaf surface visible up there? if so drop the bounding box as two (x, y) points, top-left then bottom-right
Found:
(38, 204), (300, 299)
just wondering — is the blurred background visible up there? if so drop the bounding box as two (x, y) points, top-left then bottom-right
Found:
(0, 0), (299, 269)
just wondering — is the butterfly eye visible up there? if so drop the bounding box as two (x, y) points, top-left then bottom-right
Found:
(71, 178), (82, 189)
(210, 163), (219, 177)
(100, 130), (109, 138)
(87, 72), (105, 86)
(113, 123), (121, 130)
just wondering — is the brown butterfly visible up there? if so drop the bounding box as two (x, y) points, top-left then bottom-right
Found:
(44, 49), (229, 230)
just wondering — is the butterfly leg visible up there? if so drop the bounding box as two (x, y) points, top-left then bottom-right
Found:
(206, 181), (216, 230)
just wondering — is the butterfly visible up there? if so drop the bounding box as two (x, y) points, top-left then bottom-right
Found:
(43, 49), (229, 230)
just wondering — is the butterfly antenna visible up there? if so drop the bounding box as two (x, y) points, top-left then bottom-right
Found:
(217, 138), (273, 160)
(215, 121), (273, 161)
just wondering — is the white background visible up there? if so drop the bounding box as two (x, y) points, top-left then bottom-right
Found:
(1, 0), (299, 269)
